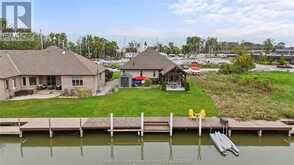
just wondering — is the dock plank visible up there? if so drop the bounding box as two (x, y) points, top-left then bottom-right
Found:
(20, 118), (50, 131)
(228, 119), (291, 131)
(82, 118), (109, 129)
(0, 126), (20, 135)
(51, 118), (87, 130)
(173, 117), (222, 129)
(113, 117), (140, 128)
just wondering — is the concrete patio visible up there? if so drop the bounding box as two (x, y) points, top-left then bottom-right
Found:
(9, 90), (62, 101)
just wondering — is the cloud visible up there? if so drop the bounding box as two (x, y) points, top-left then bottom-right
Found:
(169, 0), (294, 43)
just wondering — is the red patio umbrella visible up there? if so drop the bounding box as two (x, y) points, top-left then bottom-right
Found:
(132, 76), (148, 81)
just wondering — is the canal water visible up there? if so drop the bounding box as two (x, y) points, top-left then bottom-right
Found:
(0, 132), (293, 165)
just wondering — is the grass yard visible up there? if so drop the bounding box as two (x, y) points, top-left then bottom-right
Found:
(197, 72), (294, 120)
(0, 77), (218, 117)
(112, 72), (121, 80)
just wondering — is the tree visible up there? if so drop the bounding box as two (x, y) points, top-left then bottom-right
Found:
(205, 37), (218, 54)
(68, 41), (76, 51)
(45, 33), (68, 48)
(157, 42), (181, 55)
(126, 41), (140, 53)
(70, 35), (119, 59)
(182, 36), (204, 55)
(105, 41), (118, 58)
(0, 18), (7, 30)
(263, 38), (275, 54)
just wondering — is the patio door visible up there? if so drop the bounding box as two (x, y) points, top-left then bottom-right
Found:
(47, 76), (56, 89)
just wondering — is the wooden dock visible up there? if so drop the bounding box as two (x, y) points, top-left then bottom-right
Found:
(0, 126), (20, 135)
(227, 118), (292, 136)
(0, 115), (292, 137)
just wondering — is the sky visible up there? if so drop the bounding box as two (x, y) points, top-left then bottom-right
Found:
(2, 0), (294, 47)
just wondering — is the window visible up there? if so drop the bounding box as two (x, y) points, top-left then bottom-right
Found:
(29, 77), (37, 86)
(140, 70), (143, 76)
(12, 78), (16, 89)
(4, 80), (9, 89)
(22, 77), (26, 86)
(72, 76), (83, 86)
(153, 71), (156, 77)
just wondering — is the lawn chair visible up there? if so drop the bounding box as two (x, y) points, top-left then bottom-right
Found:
(188, 109), (207, 120)
(199, 109), (207, 119)
(188, 109), (197, 119)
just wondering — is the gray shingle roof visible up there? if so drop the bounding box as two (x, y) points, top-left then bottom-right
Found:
(121, 49), (179, 74)
(0, 46), (105, 79)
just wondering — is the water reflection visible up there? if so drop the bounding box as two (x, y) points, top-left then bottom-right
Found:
(0, 132), (293, 165)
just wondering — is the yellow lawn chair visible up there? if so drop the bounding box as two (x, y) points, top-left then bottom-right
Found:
(188, 109), (207, 120)
(188, 109), (197, 119)
(198, 109), (207, 120)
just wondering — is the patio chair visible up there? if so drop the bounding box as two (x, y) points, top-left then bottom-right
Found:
(188, 109), (197, 119)
(188, 109), (207, 120)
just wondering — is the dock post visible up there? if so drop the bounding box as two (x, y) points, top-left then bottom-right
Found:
(198, 114), (202, 137)
(49, 118), (53, 138)
(289, 129), (292, 137)
(18, 118), (23, 138)
(228, 129), (232, 137)
(169, 113), (173, 137)
(141, 112), (144, 136)
(258, 130), (263, 137)
(80, 118), (83, 138)
(110, 113), (114, 137)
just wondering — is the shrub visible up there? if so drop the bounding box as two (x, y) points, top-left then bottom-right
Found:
(183, 81), (190, 91)
(75, 87), (92, 98)
(143, 79), (152, 87)
(63, 88), (70, 96)
(161, 82), (166, 91)
(234, 52), (255, 71)
(279, 54), (287, 65)
(259, 55), (269, 65)
(70, 89), (77, 96)
(219, 64), (242, 74)
(105, 69), (113, 81)
(219, 52), (255, 74)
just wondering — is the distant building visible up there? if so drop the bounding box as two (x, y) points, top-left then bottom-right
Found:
(274, 48), (294, 56)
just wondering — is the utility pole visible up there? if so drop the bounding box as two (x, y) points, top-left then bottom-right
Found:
(79, 38), (82, 55)
(40, 29), (44, 49)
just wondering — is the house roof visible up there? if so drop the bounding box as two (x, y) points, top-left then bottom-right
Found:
(0, 46), (105, 79)
(121, 49), (180, 74)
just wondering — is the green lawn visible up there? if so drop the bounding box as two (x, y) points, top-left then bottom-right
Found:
(197, 72), (294, 120)
(0, 77), (218, 117)
(112, 71), (121, 80)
